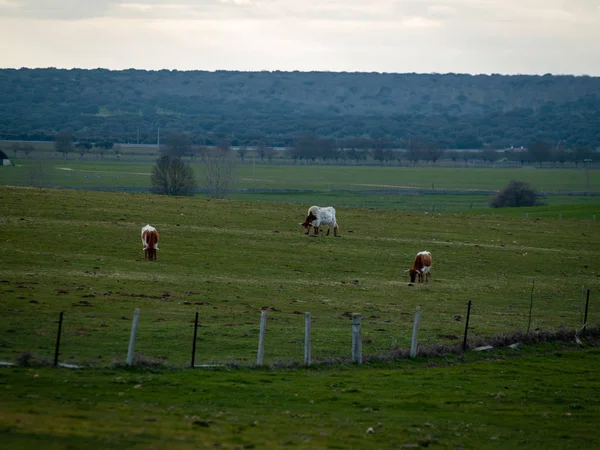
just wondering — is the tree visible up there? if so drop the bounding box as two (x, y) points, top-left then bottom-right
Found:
(264, 146), (276, 163)
(164, 133), (191, 157)
(527, 140), (551, 167)
(55, 131), (74, 158)
(201, 141), (236, 199)
(76, 142), (92, 158)
(405, 137), (422, 164)
(151, 155), (197, 196)
(238, 145), (247, 162)
(422, 141), (444, 164)
(490, 180), (542, 208)
(481, 147), (499, 166)
(22, 144), (34, 158)
(26, 157), (50, 188)
(573, 145), (593, 168)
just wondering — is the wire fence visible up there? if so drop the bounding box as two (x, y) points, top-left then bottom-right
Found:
(0, 288), (592, 368)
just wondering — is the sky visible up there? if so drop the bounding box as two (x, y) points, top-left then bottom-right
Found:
(1, 0), (599, 75)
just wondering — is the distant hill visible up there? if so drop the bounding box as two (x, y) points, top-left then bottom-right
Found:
(1, 68), (599, 148)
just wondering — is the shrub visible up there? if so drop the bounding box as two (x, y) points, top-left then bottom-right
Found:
(490, 180), (543, 208)
(151, 155), (196, 196)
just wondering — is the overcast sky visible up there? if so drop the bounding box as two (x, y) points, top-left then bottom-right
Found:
(1, 0), (599, 75)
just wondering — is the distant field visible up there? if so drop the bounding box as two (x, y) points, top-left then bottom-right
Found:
(2, 156), (599, 212)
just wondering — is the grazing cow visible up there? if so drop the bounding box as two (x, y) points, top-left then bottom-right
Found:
(300, 205), (340, 237)
(407, 251), (432, 283)
(141, 224), (159, 261)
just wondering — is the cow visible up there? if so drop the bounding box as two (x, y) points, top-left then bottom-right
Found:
(407, 251), (432, 283)
(141, 224), (159, 261)
(300, 205), (340, 237)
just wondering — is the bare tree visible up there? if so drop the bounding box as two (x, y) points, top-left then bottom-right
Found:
(26, 156), (50, 188)
(201, 141), (236, 198)
(55, 131), (74, 158)
(151, 155), (197, 196)
(164, 133), (192, 157)
(422, 140), (444, 164)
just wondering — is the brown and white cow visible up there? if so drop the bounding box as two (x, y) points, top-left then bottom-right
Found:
(407, 251), (432, 283)
(141, 224), (159, 261)
(300, 205), (340, 237)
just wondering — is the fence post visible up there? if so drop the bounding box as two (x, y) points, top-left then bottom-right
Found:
(191, 312), (199, 368)
(580, 285), (585, 327)
(527, 278), (535, 334)
(582, 289), (590, 334)
(352, 313), (362, 364)
(256, 311), (267, 366)
(462, 301), (472, 352)
(410, 307), (421, 358)
(304, 312), (311, 366)
(53, 311), (64, 367)
(126, 309), (140, 366)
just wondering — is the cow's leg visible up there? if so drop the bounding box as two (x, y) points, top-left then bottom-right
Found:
(313, 226), (319, 236)
(334, 224), (339, 237)
(326, 226), (330, 236)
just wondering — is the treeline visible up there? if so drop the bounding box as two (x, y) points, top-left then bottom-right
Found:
(1, 68), (599, 150)
(9, 131), (592, 168)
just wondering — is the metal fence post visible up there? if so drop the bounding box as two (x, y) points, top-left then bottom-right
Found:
(462, 301), (472, 352)
(410, 307), (421, 359)
(126, 309), (140, 366)
(352, 313), (362, 364)
(191, 312), (199, 368)
(53, 311), (64, 367)
(256, 311), (267, 366)
(304, 312), (311, 366)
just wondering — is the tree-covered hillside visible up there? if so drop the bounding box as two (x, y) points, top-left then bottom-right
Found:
(1, 68), (599, 148)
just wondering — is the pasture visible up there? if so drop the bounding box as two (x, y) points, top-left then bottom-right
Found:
(2, 346), (600, 449)
(2, 154), (599, 213)
(1, 185), (599, 448)
(0, 185), (598, 366)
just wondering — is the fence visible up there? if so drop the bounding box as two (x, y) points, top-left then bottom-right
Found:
(0, 288), (592, 368)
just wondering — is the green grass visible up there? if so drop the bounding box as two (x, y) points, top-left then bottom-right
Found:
(1, 344), (599, 449)
(2, 157), (599, 213)
(1, 186), (599, 366)
(1, 186), (599, 449)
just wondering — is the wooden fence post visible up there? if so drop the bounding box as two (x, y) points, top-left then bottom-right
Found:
(352, 313), (362, 364)
(256, 311), (267, 366)
(191, 312), (199, 368)
(304, 312), (311, 366)
(53, 311), (64, 367)
(410, 306), (421, 359)
(126, 309), (140, 366)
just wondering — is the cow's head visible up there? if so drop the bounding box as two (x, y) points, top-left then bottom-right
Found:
(408, 268), (420, 283)
(300, 212), (318, 234)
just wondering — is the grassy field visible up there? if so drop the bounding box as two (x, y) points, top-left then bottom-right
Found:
(2, 344), (600, 449)
(1, 186), (598, 366)
(2, 156), (599, 212)
(1, 186), (599, 448)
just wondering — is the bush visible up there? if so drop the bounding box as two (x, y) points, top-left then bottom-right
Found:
(490, 180), (543, 208)
(151, 155), (196, 196)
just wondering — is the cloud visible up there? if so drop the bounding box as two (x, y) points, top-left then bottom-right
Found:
(1, 0), (599, 74)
